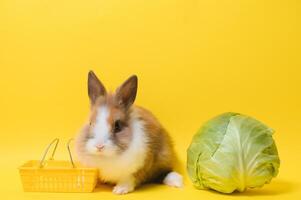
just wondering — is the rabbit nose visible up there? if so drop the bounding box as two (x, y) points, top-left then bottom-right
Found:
(95, 144), (104, 151)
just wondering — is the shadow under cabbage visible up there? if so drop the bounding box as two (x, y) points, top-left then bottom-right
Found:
(204, 179), (298, 196)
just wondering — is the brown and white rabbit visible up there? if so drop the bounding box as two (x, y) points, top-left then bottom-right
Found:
(75, 71), (183, 194)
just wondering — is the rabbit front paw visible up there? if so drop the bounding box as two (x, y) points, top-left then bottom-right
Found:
(112, 177), (135, 195)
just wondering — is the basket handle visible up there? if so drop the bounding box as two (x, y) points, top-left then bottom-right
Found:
(39, 138), (76, 168)
(67, 138), (75, 168)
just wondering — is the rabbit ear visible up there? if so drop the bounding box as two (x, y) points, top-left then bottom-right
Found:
(115, 75), (138, 109)
(88, 71), (106, 104)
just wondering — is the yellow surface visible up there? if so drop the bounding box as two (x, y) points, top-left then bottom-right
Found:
(0, 0), (300, 199)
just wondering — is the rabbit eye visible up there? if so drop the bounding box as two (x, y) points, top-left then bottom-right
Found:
(86, 133), (94, 140)
(113, 120), (123, 133)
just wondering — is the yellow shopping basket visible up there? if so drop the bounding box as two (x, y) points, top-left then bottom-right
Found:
(19, 138), (99, 192)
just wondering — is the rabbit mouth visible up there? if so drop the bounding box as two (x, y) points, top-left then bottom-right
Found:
(86, 144), (119, 157)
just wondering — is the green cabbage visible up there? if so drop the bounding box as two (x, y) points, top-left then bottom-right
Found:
(187, 113), (280, 193)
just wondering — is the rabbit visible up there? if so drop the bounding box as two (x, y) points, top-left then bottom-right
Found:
(74, 71), (183, 194)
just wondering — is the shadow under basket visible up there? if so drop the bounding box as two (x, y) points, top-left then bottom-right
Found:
(19, 139), (99, 192)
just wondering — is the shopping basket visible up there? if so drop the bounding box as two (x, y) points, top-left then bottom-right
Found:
(19, 138), (99, 192)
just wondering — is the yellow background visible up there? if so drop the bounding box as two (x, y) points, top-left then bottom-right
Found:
(0, 0), (300, 199)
